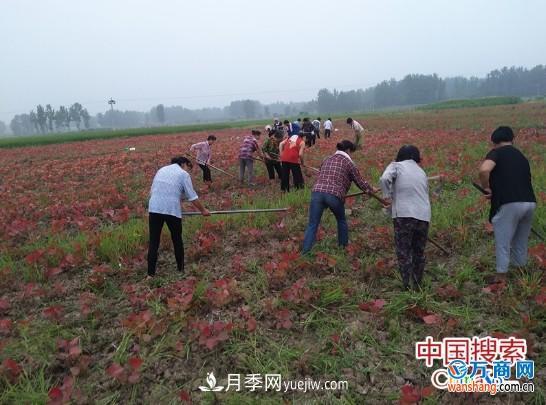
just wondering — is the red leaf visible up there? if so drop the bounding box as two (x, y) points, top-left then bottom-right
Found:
(42, 305), (64, 321)
(421, 385), (435, 398)
(0, 298), (11, 312)
(179, 390), (192, 402)
(422, 314), (442, 325)
(246, 317), (257, 332)
(435, 284), (462, 299)
(3, 358), (22, 377)
(400, 384), (421, 404)
(48, 387), (63, 400)
(106, 363), (125, 379)
(359, 299), (386, 313)
(127, 356), (143, 371)
(0, 318), (12, 333)
(45, 267), (63, 279)
(127, 371), (141, 384)
(482, 281), (506, 294)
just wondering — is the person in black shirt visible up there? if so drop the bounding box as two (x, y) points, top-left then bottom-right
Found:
(478, 126), (537, 276)
(302, 117), (316, 147)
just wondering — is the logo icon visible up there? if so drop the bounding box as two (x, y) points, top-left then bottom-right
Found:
(447, 360), (468, 379)
(199, 372), (224, 392)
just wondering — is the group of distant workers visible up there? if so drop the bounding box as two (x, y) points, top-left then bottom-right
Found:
(147, 119), (537, 293)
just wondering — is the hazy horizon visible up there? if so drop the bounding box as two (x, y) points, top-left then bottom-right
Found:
(1, 0), (545, 124)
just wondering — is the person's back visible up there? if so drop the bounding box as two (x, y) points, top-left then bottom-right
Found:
(239, 134), (258, 159)
(487, 145), (535, 219)
(479, 126), (537, 277)
(302, 121), (314, 133)
(281, 136), (303, 163)
(387, 160), (431, 222)
(149, 164), (186, 216)
(291, 121), (301, 135)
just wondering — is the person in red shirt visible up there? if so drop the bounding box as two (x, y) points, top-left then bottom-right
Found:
(279, 133), (306, 192)
(302, 140), (376, 253)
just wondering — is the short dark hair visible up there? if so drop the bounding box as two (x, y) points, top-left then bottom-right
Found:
(171, 156), (192, 167)
(395, 145), (421, 163)
(303, 117), (309, 122)
(252, 129), (261, 136)
(491, 126), (514, 144)
(327, 117), (332, 121)
(297, 118), (301, 122)
(207, 135), (217, 141)
(316, 117), (321, 121)
(336, 140), (356, 153)
(283, 120), (290, 124)
(346, 117), (353, 124)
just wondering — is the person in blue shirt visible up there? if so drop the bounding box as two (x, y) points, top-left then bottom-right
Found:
(147, 156), (210, 278)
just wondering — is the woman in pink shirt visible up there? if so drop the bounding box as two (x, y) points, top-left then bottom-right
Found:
(190, 135), (216, 183)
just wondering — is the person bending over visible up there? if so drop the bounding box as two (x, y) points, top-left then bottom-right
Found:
(302, 140), (375, 253)
(380, 145), (431, 290)
(147, 156), (210, 278)
(479, 126), (536, 280)
(189, 135), (216, 183)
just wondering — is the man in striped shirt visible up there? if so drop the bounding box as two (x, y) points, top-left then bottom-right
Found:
(302, 140), (377, 253)
(238, 129), (263, 185)
(346, 117), (364, 149)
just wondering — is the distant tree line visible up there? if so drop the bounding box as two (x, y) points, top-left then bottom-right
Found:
(5, 64), (545, 136)
(317, 65), (546, 114)
(9, 103), (91, 136)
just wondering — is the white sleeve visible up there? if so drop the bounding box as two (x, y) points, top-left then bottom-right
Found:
(379, 162), (398, 198)
(181, 173), (199, 202)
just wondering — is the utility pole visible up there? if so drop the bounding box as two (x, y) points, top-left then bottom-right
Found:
(108, 98), (116, 129)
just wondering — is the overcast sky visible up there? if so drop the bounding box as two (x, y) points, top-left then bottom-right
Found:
(1, 0), (545, 123)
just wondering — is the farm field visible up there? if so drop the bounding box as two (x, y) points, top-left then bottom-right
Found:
(0, 102), (545, 404)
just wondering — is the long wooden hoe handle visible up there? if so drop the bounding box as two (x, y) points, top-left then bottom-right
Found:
(185, 153), (237, 178)
(182, 208), (288, 216)
(346, 190), (451, 255)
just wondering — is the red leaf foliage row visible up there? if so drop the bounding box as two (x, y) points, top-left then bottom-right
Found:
(47, 375), (80, 405)
(106, 356), (143, 384)
(193, 320), (233, 350)
(1, 358), (22, 383)
(359, 299), (386, 313)
(274, 308), (293, 330)
(206, 278), (238, 307)
(406, 305), (442, 325)
(281, 277), (314, 304)
(399, 384), (434, 404)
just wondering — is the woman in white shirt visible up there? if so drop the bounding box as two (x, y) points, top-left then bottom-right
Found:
(380, 145), (431, 290)
(147, 156), (210, 278)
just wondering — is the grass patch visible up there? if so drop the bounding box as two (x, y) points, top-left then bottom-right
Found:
(419, 96), (522, 110)
(0, 119), (273, 149)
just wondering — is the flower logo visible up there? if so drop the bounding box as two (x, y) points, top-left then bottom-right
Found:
(199, 371), (224, 392)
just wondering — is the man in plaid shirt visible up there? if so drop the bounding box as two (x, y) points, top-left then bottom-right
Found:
(238, 129), (263, 185)
(302, 140), (377, 253)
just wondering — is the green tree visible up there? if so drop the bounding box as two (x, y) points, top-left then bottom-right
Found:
(156, 104), (165, 124)
(80, 108), (91, 129)
(36, 104), (47, 133)
(45, 104), (55, 132)
(69, 103), (83, 130)
(55, 106), (69, 131)
(11, 114), (35, 135)
(29, 111), (39, 133)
